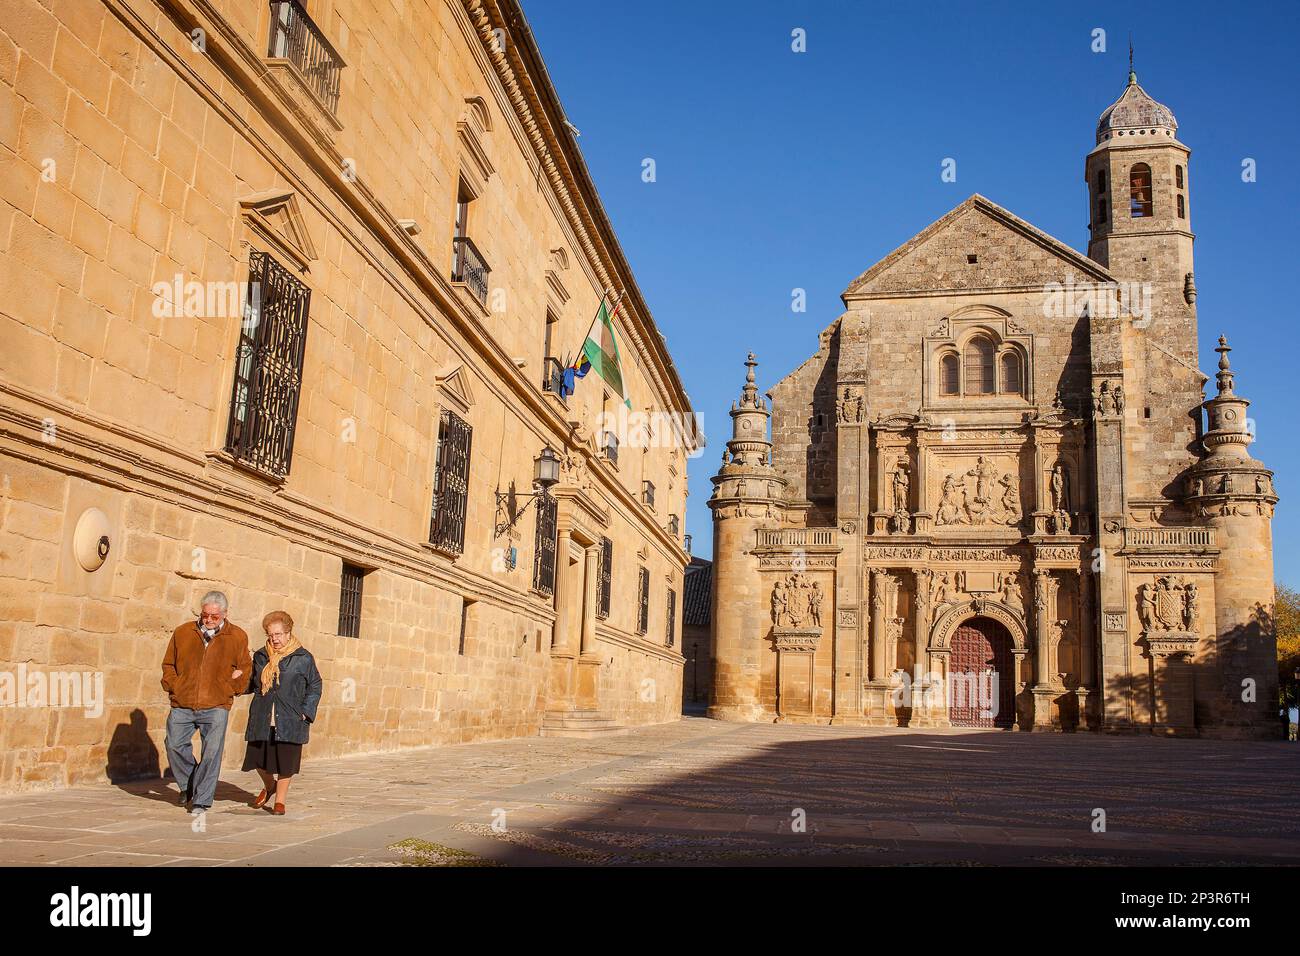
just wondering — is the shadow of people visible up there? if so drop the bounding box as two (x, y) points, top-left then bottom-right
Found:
(106, 708), (160, 784)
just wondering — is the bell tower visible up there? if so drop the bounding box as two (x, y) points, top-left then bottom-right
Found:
(1084, 64), (1202, 503)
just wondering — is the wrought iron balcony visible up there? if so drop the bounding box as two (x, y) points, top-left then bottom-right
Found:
(451, 236), (490, 306)
(268, 1), (344, 115)
(541, 356), (567, 402)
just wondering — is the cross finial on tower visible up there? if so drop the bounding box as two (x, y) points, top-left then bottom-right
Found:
(1128, 36), (1136, 85)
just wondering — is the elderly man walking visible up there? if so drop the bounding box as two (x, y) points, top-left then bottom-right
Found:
(160, 591), (252, 813)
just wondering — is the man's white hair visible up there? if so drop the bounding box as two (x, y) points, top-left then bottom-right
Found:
(199, 590), (229, 613)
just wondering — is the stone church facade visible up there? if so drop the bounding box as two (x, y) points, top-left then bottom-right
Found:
(709, 72), (1279, 736)
(0, 0), (695, 792)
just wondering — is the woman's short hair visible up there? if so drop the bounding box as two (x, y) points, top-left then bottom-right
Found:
(262, 610), (294, 634)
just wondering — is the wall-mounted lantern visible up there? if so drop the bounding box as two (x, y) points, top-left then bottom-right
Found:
(494, 445), (561, 536)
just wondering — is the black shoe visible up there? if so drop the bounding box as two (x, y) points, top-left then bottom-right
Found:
(177, 787), (190, 806)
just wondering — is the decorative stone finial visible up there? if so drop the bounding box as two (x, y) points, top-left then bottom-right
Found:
(1214, 335), (1235, 398)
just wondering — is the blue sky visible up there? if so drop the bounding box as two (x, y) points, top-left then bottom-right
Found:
(524, 0), (1300, 584)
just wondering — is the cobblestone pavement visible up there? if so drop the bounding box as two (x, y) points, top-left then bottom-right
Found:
(1, 718), (1297, 866)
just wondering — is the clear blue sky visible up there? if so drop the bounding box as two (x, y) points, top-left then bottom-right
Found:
(525, 0), (1300, 584)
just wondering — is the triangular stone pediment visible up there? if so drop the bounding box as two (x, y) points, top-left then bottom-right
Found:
(844, 195), (1113, 298)
(239, 189), (317, 270)
(435, 362), (476, 414)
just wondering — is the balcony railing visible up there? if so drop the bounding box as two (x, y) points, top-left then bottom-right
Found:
(268, 1), (344, 115)
(755, 528), (837, 548)
(1124, 527), (1216, 550)
(541, 356), (566, 402)
(451, 236), (490, 306)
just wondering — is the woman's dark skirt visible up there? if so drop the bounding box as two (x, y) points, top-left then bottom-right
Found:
(242, 728), (303, 775)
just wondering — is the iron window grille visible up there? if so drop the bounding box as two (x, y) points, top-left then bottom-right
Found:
(602, 431), (619, 465)
(267, 0), (344, 115)
(430, 408), (472, 555)
(597, 536), (612, 619)
(665, 588), (676, 647)
(225, 249), (310, 479)
(338, 562), (365, 638)
(637, 567), (649, 635)
(532, 492), (558, 597)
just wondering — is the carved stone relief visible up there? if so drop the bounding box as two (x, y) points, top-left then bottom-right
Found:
(771, 573), (825, 629)
(934, 455), (1022, 527)
(1135, 576), (1199, 635)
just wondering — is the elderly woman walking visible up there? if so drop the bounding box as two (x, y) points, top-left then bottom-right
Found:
(242, 610), (322, 815)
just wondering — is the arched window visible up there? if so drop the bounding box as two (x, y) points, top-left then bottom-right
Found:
(940, 353), (959, 396)
(999, 351), (1022, 395)
(1177, 194), (1185, 219)
(1129, 163), (1153, 218)
(963, 338), (995, 395)
(1175, 165), (1184, 189)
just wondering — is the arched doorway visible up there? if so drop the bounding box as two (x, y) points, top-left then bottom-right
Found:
(948, 617), (1015, 728)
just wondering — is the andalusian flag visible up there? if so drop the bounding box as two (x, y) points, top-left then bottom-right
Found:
(568, 293), (631, 407)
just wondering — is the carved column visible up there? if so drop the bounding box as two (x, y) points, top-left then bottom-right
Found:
(547, 528), (577, 710)
(870, 571), (888, 682)
(576, 543), (601, 710)
(911, 568), (932, 727)
(1031, 568), (1058, 729)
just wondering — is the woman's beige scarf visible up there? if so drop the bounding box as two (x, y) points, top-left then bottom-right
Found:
(259, 634), (303, 695)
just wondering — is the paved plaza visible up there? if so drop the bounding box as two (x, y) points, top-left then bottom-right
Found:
(0, 718), (1297, 866)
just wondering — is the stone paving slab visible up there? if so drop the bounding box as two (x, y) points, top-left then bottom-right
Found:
(0, 717), (1297, 866)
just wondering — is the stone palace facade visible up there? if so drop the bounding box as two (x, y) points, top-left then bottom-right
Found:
(709, 72), (1279, 736)
(0, 0), (696, 791)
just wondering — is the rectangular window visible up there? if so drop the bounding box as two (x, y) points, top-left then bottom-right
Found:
(225, 249), (310, 478)
(338, 562), (365, 638)
(597, 536), (612, 619)
(665, 588), (676, 647)
(458, 598), (474, 655)
(451, 181), (489, 305)
(637, 567), (649, 635)
(430, 408), (472, 555)
(642, 480), (656, 509)
(532, 493), (558, 597)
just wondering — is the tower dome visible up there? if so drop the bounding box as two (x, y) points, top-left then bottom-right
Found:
(1095, 71), (1179, 144)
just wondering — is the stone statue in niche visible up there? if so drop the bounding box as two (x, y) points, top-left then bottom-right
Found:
(891, 458), (911, 534)
(1050, 462), (1072, 534)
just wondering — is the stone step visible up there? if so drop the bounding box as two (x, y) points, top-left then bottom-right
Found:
(540, 711), (629, 738)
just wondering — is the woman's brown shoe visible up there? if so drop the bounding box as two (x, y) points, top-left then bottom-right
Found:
(252, 788), (270, 809)
(271, 802), (286, 815)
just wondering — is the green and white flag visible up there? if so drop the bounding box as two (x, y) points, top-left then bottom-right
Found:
(578, 293), (632, 408)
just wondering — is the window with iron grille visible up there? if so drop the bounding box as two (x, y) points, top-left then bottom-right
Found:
(338, 562), (365, 638)
(597, 536), (612, 619)
(430, 408), (472, 555)
(637, 567), (649, 635)
(225, 249), (310, 478)
(532, 492), (557, 597)
(665, 588), (676, 647)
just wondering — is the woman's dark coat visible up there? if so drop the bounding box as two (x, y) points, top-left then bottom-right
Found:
(243, 647), (322, 745)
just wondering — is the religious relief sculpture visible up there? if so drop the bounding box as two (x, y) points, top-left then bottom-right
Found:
(1135, 576), (1198, 635)
(998, 571), (1024, 613)
(934, 457), (1021, 527)
(932, 571), (956, 608)
(891, 458), (912, 534)
(771, 574), (823, 631)
(837, 387), (864, 424)
(1049, 462), (1072, 534)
